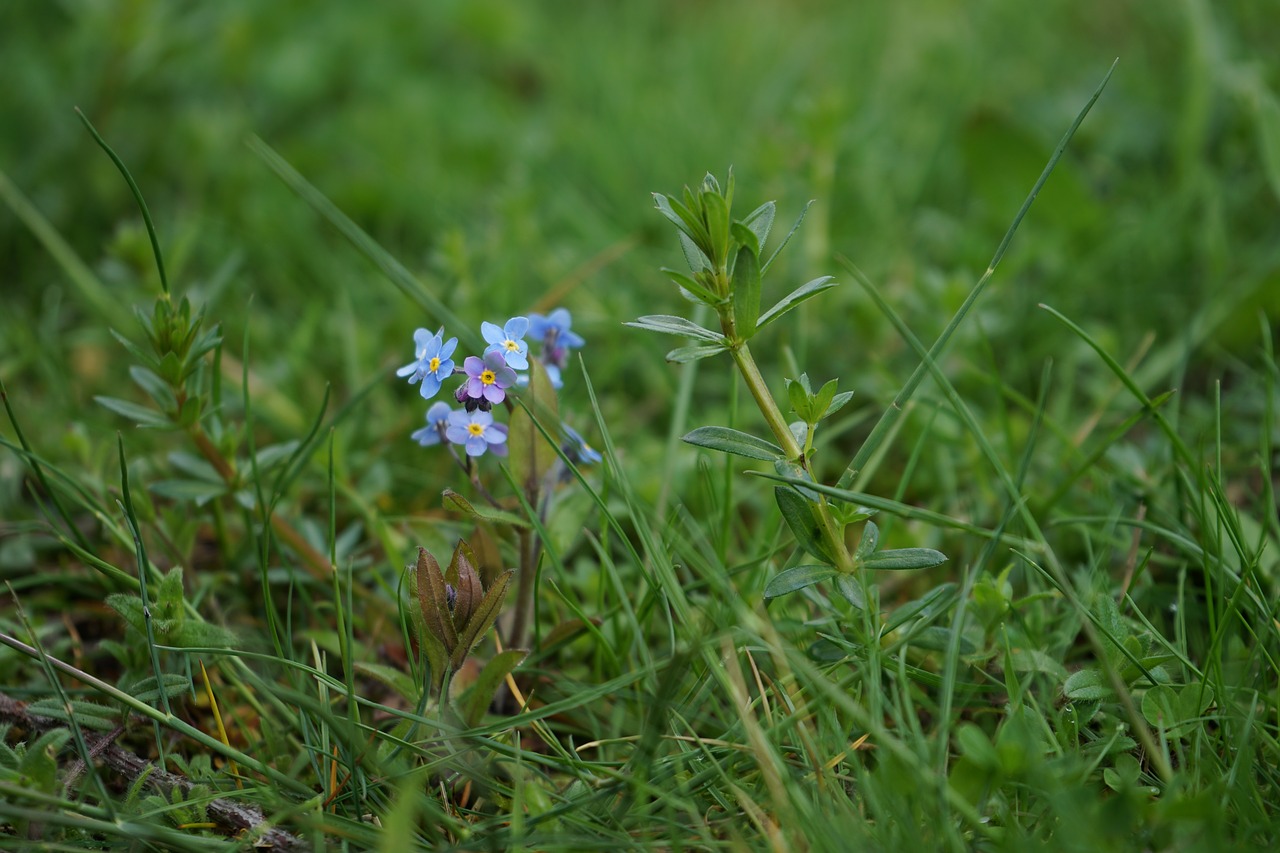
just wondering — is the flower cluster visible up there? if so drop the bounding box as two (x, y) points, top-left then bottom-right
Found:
(401, 309), (594, 460)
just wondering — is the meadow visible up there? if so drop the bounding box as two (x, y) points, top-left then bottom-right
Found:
(1, 1), (1279, 850)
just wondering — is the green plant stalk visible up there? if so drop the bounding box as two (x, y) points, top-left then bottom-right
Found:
(726, 339), (852, 572)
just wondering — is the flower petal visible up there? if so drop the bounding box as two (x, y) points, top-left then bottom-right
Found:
(504, 316), (529, 339)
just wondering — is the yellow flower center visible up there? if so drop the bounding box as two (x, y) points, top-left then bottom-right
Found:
(467, 423), (485, 437)
(481, 369), (496, 385)
(428, 357), (441, 372)
(504, 339), (519, 352)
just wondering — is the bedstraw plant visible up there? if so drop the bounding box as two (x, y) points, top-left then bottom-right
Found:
(631, 171), (948, 624)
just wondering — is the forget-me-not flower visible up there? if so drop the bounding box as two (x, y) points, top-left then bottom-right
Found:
(396, 328), (458, 400)
(528, 308), (584, 349)
(446, 409), (509, 457)
(457, 350), (517, 410)
(561, 423), (602, 465)
(482, 317), (530, 370)
(411, 401), (454, 447)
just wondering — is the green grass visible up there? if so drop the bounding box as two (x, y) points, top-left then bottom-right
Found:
(2, 1), (1279, 850)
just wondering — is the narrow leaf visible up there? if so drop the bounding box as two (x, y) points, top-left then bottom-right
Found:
(464, 648), (527, 726)
(762, 199), (814, 272)
(682, 426), (783, 461)
(625, 314), (724, 342)
(854, 520), (879, 561)
(860, 548), (948, 571)
(666, 343), (729, 364)
(742, 200), (776, 252)
(731, 244), (762, 338)
(756, 276), (837, 331)
(442, 489), (531, 528)
(763, 565), (838, 600)
(775, 486), (835, 563)
(95, 396), (172, 428)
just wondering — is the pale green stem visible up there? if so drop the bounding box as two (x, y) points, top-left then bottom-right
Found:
(727, 341), (853, 572)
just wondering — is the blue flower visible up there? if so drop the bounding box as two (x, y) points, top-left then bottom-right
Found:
(561, 423), (602, 465)
(396, 328), (458, 400)
(528, 308), (584, 349)
(410, 401), (454, 447)
(445, 409), (509, 457)
(482, 317), (530, 370)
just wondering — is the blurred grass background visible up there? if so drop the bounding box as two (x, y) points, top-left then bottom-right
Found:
(2, 3), (1280, 847)
(2, 0), (1278, 520)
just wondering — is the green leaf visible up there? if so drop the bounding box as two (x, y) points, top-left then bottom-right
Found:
(813, 379), (838, 420)
(1063, 667), (1113, 701)
(762, 199), (814, 272)
(508, 360), (561, 496)
(150, 479), (229, 505)
(833, 574), (865, 609)
(854, 520), (879, 561)
(110, 329), (161, 372)
(25, 698), (121, 731)
(95, 395), (173, 428)
(442, 489), (532, 528)
(756, 276), (837, 331)
(167, 452), (224, 483)
(775, 486), (835, 564)
(666, 343), (729, 364)
(172, 620), (237, 649)
(18, 729), (70, 793)
(956, 723), (1001, 772)
(463, 648), (527, 726)
(730, 222), (760, 258)
(823, 390), (855, 419)
(860, 548), (948, 571)
(731, 244), (762, 338)
(763, 565), (837, 600)
(652, 193), (709, 247)
(663, 267), (720, 305)
(773, 458), (821, 502)
(884, 583), (957, 634)
(255, 440), (302, 470)
(128, 674), (193, 705)
(679, 231), (712, 273)
(129, 366), (176, 413)
(354, 661), (420, 705)
(106, 593), (146, 634)
(742, 201), (776, 253)
(786, 376), (811, 419)
(624, 314), (724, 342)
(701, 188), (730, 264)
(682, 426), (784, 461)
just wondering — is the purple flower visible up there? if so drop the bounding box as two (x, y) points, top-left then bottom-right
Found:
(410, 401), (454, 447)
(459, 350), (517, 410)
(396, 328), (458, 400)
(445, 409), (509, 457)
(482, 317), (530, 370)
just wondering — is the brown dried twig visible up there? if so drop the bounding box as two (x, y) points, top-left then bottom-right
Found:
(0, 690), (310, 851)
